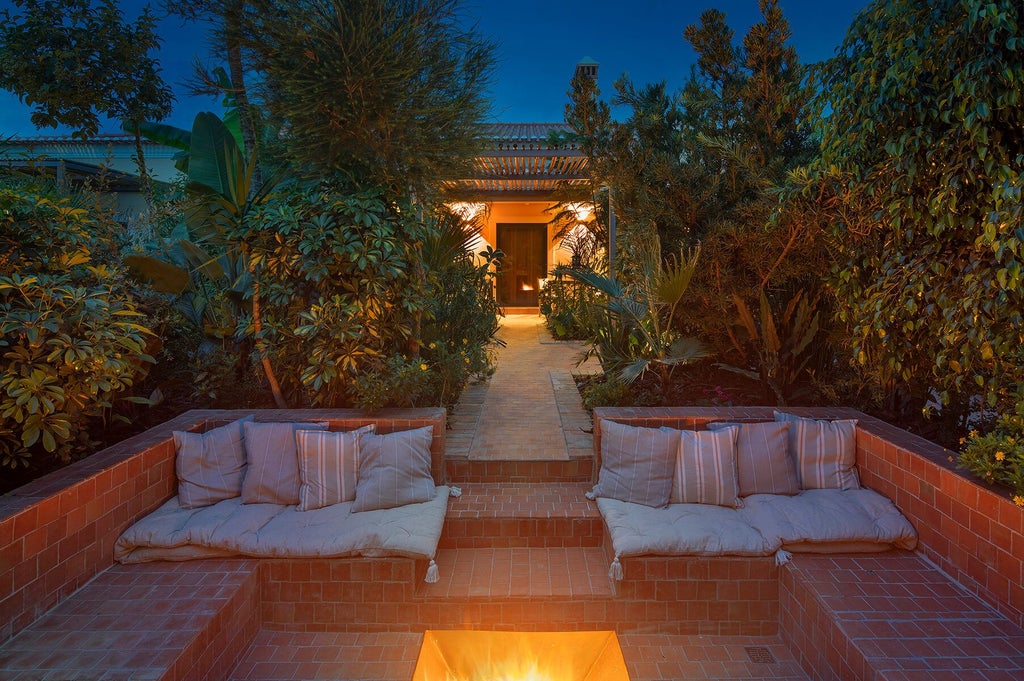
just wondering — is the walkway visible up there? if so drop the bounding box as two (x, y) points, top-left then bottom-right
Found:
(445, 314), (599, 461)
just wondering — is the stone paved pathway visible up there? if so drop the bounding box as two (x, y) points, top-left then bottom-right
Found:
(446, 314), (599, 461)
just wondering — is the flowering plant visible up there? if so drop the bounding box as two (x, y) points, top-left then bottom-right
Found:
(958, 402), (1024, 508)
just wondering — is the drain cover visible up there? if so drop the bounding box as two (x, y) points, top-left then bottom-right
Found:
(744, 646), (777, 664)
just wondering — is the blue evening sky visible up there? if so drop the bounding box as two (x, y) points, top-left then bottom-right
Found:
(0, 0), (869, 138)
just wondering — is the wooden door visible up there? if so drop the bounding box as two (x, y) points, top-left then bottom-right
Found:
(496, 224), (547, 307)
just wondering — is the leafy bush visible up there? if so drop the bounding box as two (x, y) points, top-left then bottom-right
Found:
(958, 399), (1024, 507)
(568, 245), (708, 390)
(240, 190), (500, 410)
(580, 375), (658, 410)
(539, 224), (603, 340)
(787, 0), (1024, 416)
(719, 288), (822, 406)
(419, 209), (502, 408)
(0, 181), (154, 468)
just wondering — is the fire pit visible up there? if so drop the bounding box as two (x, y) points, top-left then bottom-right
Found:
(412, 630), (630, 681)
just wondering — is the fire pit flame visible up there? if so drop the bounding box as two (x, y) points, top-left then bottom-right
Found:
(412, 630), (630, 681)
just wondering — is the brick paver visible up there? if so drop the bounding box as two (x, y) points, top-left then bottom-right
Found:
(447, 314), (599, 461)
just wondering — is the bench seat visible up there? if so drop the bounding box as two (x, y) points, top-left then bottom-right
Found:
(598, 488), (917, 580)
(115, 486), (451, 578)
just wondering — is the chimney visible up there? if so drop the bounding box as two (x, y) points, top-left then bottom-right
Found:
(574, 57), (599, 82)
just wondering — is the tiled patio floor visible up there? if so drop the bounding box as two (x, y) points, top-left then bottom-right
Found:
(229, 631), (809, 680)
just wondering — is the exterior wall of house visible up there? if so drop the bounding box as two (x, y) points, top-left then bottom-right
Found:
(1, 136), (181, 218)
(478, 200), (576, 284)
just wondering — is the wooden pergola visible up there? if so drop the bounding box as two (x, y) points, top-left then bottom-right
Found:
(447, 123), (591, 200)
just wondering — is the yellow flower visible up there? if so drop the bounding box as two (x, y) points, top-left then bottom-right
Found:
(959, 437), (966, 445)
(947, 456), (954, 463)
(461, 338), (468, 344)
(995, 451), (1006, 461)
(969, 429), (979, 438)
(419, 363), (428, 371)
(1014, 495), (1024, 508)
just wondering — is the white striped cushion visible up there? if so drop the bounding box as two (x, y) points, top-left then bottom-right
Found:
(352, 426), (436, 512)
(241, 421), (328, 505)
(591, 420), (678, 508)
(672, 427), (742, 507)
(774, 412), (860, 490)
(296, 426), (375, 511)
(707, 421), (798, 496)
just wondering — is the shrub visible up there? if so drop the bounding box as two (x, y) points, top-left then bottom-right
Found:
(0, 181), (154, 468)
(540, 269), (598, 341)
(240, 190), (500, 410)
(789, 0), (1024, 416)
(959, 399), (1024, 507)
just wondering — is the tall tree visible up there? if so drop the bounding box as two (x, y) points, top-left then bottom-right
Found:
(244, 0), (495, 198)
(783, 0), (1023, 415)
(0, 0), (173, 193)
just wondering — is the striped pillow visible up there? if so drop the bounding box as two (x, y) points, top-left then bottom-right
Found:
(296, 426), (375, 511)
(241, 421), (328, 505)
(707, 421), (798, 496)
(672, 427), (743, 507)
(774, 412), (860, 490)
(352, 426), (437, 512)
(590, 420), (677, 508)
(174, 415), (254, 509)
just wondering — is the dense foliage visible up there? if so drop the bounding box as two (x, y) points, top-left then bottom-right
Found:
(0, 179), (154, 469)
(231, 188), (498, 410)
(559, 0), (825, 402)
(783, 0), (1023, 419)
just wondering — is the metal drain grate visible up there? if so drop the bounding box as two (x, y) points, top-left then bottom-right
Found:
(744, 646), (777, 664)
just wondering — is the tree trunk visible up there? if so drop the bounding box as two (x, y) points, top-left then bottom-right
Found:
(224, 5), (261, 190)
(130, 122), (153, 207)
(251, 275), (288, 409)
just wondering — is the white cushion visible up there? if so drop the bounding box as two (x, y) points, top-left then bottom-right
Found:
(173, 415), (254, 509)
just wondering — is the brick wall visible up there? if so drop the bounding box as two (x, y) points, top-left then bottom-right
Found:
(593, 407), (1024, 629)
(0, 408), (446, 644)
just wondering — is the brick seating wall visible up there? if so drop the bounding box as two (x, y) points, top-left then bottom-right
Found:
(0, 408), (446, 645)
(593, 406), (1024, 630)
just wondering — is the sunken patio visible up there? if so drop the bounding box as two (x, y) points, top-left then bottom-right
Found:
(1, 316), (1022, 680)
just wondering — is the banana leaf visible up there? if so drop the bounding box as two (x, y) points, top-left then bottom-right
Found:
(123, 254), (189, 295)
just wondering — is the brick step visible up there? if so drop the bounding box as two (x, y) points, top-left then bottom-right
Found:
(228, 630), (810, 681)
(445, 456), (594, 483)
(441, 482), (602, 548)
(0, 560), (260, 681)
(781, 552), (1024, 679)
(420, 547), (613, 599)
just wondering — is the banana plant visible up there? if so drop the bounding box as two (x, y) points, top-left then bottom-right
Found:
(124, 112), (287, 406)
(567, 246), (708, 388)
(720, 288), (821, 406)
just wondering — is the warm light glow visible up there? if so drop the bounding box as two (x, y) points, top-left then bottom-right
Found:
(448, 202), (486, 220)
(521, 283), (535, 292)
(566, 202), (594, 222)
(413, 630), (630, 681)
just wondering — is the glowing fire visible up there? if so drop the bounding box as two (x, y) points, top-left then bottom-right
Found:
(412, 630), (630, 681)
(521, 283), (535, 291)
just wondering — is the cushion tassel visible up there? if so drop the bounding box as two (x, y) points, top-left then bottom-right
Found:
(608, 556), (623, 581)
(775, 549), (793, 566)
(448, 486), (462, 498)
(425, 559), (439, 583)
(585, 490), (596, 500)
